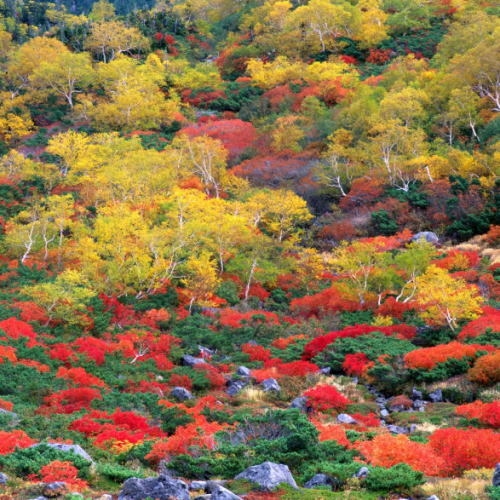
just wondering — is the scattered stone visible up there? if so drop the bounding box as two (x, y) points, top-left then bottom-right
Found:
(190, 480), (208, 491)
(375, 396), (387, 406)
(413, 399), (426, 410)
(337, 413), (357, 425)
(493, 463), (500, 487)
(387, 425), (409, 435)
(96, 496), (113, 500)
(198, 345), (215, 357)
(261, 378), (280, 392)
(428, 389), (443, 403)
(182, 354), (206, 367)
(236, 366), (251, 377)
(170, 386), (194, 401)
(118, 475), (190, 500)
(226, 380), (247, 396)
(34, 443), (94, 464)
(304, 473), (341, 490)
(209, 484), (242, 499)
(380, 408), (390, 418)
(0, 473), (7, 484)
(235, 461), (298, 490)
(289, 396), (309, 412)
(412, 231), (439, 244)
(355, 467), (370, 478)
(42, 482), (68, 497)
(426, 496), (440, 500)
(320, 367), (331, 375)
(411, 388), (423, 400)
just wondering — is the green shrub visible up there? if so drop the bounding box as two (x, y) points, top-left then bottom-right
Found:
(363, 464), (424, 493)
(97, 462), (147, 482)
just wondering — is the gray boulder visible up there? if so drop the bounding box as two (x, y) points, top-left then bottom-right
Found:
(209, 485), (242, 499)
(182, 354), (206, 367)
(261, 378), (280, 392)
(428, 389), (443, 403)
(119, 475), (189, 500)
(236, 366), (251, 377)
(289, 396), (309, 412)
(0, 473), (7, 484)
(304, 473), (341, 490)
(411, 388), (423, 400)
(170, 386), (194, 401)
(226, 379), (247, 396)
(42, 482), (68, 498)
(412, 231), (439, 244)
(380, 408), (390, 418)
(387, 424), (409, 435)
(190, 480), (208, 491)
(337, 413), (357, 425)
(235, 461), (298, 490)
(355, 467), (370, 479)
(493, 463), (500, 487)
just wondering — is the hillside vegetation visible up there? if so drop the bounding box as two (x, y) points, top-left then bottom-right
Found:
(0, 0), (498, 498)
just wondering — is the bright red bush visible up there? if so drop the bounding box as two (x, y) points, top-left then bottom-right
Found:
(56, 367), (107, 388)
(468, 350), (500, 385)
(429, 427), (500, 475)
(404, 342), (493, 370)
(303, 384), (350, 412)
(342, 353), (374, 376)
(455, 401), (500, 428)
(39, 387), (102, 415)
(0, 430), (36, 454)
(241, 343), (272, 362)
(39, 460), (87, 491)
(0, 317), (36, 340)
(276, 360), (319, 377)
(458, 306), (500, 340)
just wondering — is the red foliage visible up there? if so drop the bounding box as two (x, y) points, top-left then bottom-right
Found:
(72, 336), (115, 365)
(179, 119), (257, 163)
(455, 401), (500, 428)
(49, 343), (77, 363)
(290, 285), (360, 319)
(39, 387), (102, 415)
(376, 297), (416, 320)
(468, 350), (500, 385)
(350, 412), (380, 428)
(319, 79), (351, 105)
(139, 308), (170, 329)
(12, 301), (49, 324)
(318, 219), (358, 242)
(429, 427), (500, 475)
(303, 384), (350, 412)
(340, 55), (357, 64)
(244, 283), (270, 301)
(218, 309), (280, 329)
(250, 366), (280, 383)
(342, 353), (374, 377)
(0, 429), (36, 455)
(366, 48), (393, 64)
(276, 360), (319, 377)
(17, 359), (50, 372)
(356, 433), (445, 476)
(262, 84), (294, 111)
(56, 366), (107, 388)
(271, 334), (307, 350)
(0, 345), (17, 363)
(100, 295), (137, 328)
(0, 398), (13, 411)
(403, 342), (493, 370)
(312, 420), (351, 446)
(433, 249), (481, 271)
(241, 343), (272, 362)
(0, 317), (36, 341)
(169, 373), (193, 390)
(194, 363), (226, 389)
(302, 324), (416, 360)
(457, 306), (500, 340)
(339, 177), (385, 213)
(39, 461), (87, 491)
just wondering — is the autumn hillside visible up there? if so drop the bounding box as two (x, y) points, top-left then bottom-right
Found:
(0, 0), (498, 498)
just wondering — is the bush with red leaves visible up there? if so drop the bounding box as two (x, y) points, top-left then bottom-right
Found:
(303, 384), (350, 412)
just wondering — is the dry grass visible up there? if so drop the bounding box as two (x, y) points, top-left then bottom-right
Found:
(421, 476), (491, 500)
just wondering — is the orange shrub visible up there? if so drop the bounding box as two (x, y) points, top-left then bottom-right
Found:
(0, 430), (36, 454)
(355, 433), (445, 476)
(429, 427), (500, 475)
(303, 384), (350, 412)
(455, 401), (500, 428)
(467, 350), (500, 385)
(39, 460), (87, 491)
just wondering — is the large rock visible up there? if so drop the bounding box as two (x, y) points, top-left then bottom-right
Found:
(337, 413), (357, 425)
(209, 485), (242, 499)
(493, 463), (500, 487)
(0, 473), (7, 484)
(261, 378), (280, 392)
(42, 482), (68, 498)
(226, 379), (247, 396)
(289, 396), (309, 412)
(182, 354), (206, 367)
(304, 473), (341, 490)
(235, 461), (298, 491)
(170, 386), (194, 401)
(355, 467), (370, 479)
(412, 231), (439, 244)
(428, 389), (443, 403)
(236, 366), (251, 377)
(119, 475), (190, 500)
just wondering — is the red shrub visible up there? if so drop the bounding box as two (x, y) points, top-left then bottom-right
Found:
(276, 360), (319, 377)
(39, 387), (102, 414)
(56, 367), (107, 388)
(0, 317), (36, 340)
(404, 342), (492, 370)
(241, 343), (272, 362)
(366, 48), (393, 64)
(356, 433), (445, 476)
(303, 384), (350, 412)
(13, 301), (49, 323)
(39, 460), (87, 491)
(312, 421), (351, 447)
(455, 401), (500, 427)
(342, 353), (373, 377)
(429, 427), (500, 475)
(169, 373), (193, 390)
(468, 350), (500, 385)
(458, 306), (500, 340)
(194, 363), (226, 389)
(0, 430), (35, 454)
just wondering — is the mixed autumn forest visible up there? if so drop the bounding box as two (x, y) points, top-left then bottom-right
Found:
(0, 0), (498, 498)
